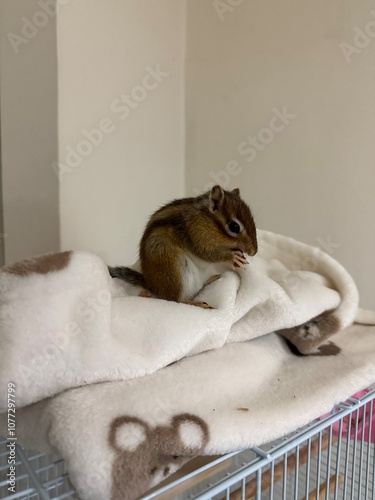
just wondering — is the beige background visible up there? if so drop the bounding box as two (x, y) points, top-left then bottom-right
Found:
(57, 0), (185, 265)
(0, 0), (59, 263)
(1, 0), (374, 309)
(185, 0), (375, 310)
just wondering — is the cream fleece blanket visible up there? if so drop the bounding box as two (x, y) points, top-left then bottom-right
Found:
(10, 322), (375, 500)
(1, 229), (374, 499)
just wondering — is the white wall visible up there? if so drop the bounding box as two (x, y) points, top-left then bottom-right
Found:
(57, 0), (186, 266)
(185, 0), (375, 309)
(0, 0), (60, 263)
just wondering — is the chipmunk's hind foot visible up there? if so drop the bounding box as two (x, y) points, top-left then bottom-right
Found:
(204, 274), (221, 286)
(183, 300), (213, 309)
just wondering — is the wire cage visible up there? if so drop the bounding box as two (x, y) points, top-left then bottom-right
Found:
(1, 387), (374, 500)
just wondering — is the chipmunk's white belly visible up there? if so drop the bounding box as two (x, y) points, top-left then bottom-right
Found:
(180, 253), (231, 300)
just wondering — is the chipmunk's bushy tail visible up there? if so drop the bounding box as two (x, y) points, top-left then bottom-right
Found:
(108, 266), (147, 289)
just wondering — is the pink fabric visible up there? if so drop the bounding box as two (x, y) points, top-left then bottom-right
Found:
(323, 390), (375, 443)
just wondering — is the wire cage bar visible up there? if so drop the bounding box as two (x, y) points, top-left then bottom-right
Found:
(1, 387), (374, 499)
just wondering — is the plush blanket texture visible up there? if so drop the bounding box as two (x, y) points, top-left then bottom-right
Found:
(0, 230), (374, 499)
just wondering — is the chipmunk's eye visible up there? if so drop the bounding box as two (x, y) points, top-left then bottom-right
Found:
(226, 220), (242, 237)
(228, 221), (240, 233)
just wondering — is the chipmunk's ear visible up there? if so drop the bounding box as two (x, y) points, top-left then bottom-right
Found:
(209, 185), (224, 212)
(232, 188), (240, 197)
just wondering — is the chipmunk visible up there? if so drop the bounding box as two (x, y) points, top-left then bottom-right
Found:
(109, 185), (257, 308)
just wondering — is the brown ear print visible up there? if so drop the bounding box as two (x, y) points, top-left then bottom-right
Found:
(167, 413), (209, 456)
(2, 251), (72, 276)
(232, 188), (240, 197)
(209, 185), (225, 212)
(108, 416), (150, 453)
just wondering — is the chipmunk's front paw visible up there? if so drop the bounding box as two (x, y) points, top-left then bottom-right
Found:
(232, 250), (249, 268)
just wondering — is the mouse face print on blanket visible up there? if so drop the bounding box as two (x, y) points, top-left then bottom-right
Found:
(108, 413), (209, 500)
(276, 309), (342, 355)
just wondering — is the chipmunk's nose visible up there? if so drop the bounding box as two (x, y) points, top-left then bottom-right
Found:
(245, 243), (258, 257)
